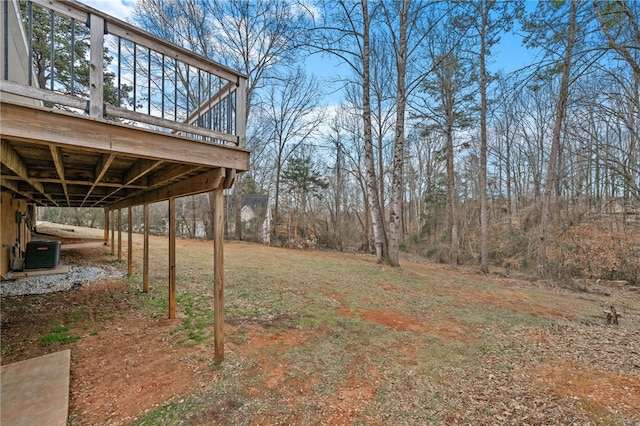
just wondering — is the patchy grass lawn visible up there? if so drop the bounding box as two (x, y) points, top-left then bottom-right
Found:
(1, 223), (639, 425)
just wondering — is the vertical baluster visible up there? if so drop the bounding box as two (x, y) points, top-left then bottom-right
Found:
(161, 54), (165, 119)
(216, 78), (221, 132)
(117, 37), (121, 106)
(174, 59), (178, 121)
(147, 47), (151, 115)
(208, 72), (212, 138)
(197, 68), (202, 137)
(50, 9), (54, 91)
(27, 2), (33, 86)
(227, 81), (232, 136)
(186, 64), (190, 122)
(70, 19), (75, 96)
(133, 42), (137, 111)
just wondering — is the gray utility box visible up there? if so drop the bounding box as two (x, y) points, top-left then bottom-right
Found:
(25, 240), (61, 270)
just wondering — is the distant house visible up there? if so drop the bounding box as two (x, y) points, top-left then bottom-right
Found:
(227, 194), (272, 243)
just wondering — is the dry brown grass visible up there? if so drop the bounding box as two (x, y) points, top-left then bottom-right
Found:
(1, 223), (639, 425)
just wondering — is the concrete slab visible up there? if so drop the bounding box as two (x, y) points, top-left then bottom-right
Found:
(1, 350), (71, 426)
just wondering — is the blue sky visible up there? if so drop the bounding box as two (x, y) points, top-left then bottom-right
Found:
(83, 0), (536, 104)
(83, 0), (133, 22)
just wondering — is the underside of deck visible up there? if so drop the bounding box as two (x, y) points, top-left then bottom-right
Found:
(1, 101), (249, 209)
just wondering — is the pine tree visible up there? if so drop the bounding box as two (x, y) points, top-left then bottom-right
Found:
(20, 1), (129, 106)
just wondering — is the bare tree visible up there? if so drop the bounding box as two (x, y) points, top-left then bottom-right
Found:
(462, 0), (522, 273)
(593, 0), (640, 79)
(419, 24), (476, 264)
(259, 67), (325, 241)
(337, 95), (374, 251)
(326, 114), (347, 250)
(309, 0), (388, 261)
(492, 75), (524, 230)
(523, 0), (578, 276)
(383, 0), (411, 266)
(134, 0), (308, 240)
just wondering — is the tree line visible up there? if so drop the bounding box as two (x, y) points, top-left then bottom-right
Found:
(35, 0), (639, 283)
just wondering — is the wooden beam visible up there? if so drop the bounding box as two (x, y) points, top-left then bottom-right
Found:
(89, 159), (162, 207)
(0, 179), (42, 204)
(185, 81), (237, 125)
(124, 159), (162, 186)
(236, 77), (247, 149)
(104, 208), (109, 244)
(110, 210), (115, 256)
(143, 203), (149, 293)
(1, 139), (58, 206)
(0, 80), (87, 110)
(82, 153), (116, 207)
(42, 184), (119, 197)
(117, 209), (122, 263)
(1, 175), (148, 190)
(223, 168), (236, 189)
(108, 168), (226, 210)
(106, 104), (238, 145)
(0, 102), (250, 170)
(213, 187), (225, 363)
(168, 198), (176, 319)
(147, 164), (202, 188)
(49, 146), (70, 206)
(127, 206), (133, 276)
(89, 14), (104, 118)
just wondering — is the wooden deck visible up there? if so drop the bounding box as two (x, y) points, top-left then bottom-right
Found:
(1, 0), (249, 210)
(1, 0), (250, 363)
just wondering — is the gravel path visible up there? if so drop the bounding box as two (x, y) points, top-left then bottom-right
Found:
(1, 264), (124, 297)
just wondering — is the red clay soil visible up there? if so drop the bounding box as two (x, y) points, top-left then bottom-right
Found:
(1, 237), (639, 425)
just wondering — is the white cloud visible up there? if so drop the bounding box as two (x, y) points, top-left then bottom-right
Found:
(80, 0), (133, 22)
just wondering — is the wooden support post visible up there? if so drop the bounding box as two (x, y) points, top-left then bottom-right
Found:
(213, 187), (225, 363)
(110, 210), (115, 256)
(143, 203), (149, 293)
(89, 14), (104, 118)
(168, 198), (176, 319)
(104, 208), (109, 245)
(127, 206), (133, 276)
(117, 209), (122, 262)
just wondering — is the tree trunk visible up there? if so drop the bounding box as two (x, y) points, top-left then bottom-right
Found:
(335, 142), (343, 250)
(273, 160), (282, 243)
(446, 125), (459, 264)
(388, 0), (410, 267)
(479, 1), (489, 274)
(361, 0), (388, 263)
(538, 0), (577, 276)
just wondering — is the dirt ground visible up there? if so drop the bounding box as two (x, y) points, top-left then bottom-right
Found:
(1, 229), (639, 425)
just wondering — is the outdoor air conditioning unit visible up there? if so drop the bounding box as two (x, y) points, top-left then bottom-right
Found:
(25, 240), (61, 270)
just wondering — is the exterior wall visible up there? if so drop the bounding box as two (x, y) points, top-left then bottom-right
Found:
(2, 0), (30, 82)
(1, 191), (32, 278)
(0, 0), (41, 110)
(1, 0), (39, 277)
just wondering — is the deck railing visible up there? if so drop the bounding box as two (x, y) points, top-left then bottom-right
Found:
(1, 0), (247, 147)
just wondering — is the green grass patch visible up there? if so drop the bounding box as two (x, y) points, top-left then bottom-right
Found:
(130, 395), (208, 425)
(174, 292), (213, 344)
(40, 325), (80, 346)
(69, 308), (89, 323)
